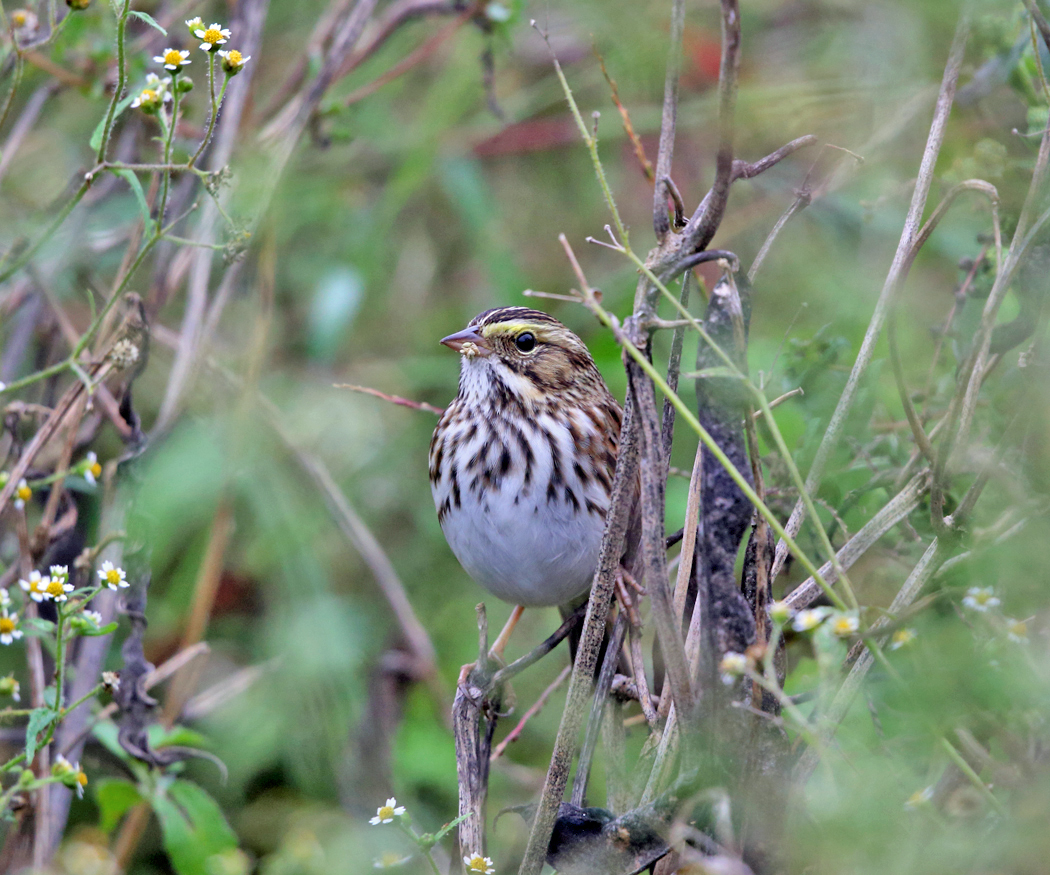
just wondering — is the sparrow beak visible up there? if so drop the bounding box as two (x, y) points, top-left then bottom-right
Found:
(440, 326), (491, 358)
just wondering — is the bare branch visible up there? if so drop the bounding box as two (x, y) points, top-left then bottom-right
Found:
(682, 0), (741, 253)
(652, 0), (686, 241)
(730, 134), (818, 182)
(784, 473), (928, 610)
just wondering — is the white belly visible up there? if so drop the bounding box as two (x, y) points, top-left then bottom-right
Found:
(432, 410), (609, 607)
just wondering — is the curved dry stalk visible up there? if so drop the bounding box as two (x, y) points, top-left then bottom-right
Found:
(785, 473), (928, 611)
(769, 15), (971, 582)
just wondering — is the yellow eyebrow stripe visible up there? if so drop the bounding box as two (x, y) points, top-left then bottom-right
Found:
(479, 321), (548, 338)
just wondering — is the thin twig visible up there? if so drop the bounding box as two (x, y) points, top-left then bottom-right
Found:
(490, 665), (571, 761)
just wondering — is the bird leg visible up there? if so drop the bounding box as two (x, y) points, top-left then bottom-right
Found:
(457, 605), (526, 689)
(489, 605), (526, 663)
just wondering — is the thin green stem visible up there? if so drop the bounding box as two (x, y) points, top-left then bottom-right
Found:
(0, 178), (91, 284)
(188, 55), (222, 167)
(583, 298), (846, 610)
(95, 0), (132, 163)
(157, 73), (182, 236)
(0, 53), (24, 132)
(940, 736), (1006, 815)
(0, 358), (76, 395)
(630, 253), (859, 606)
(53, 604), (66, 716)
(61, 683), (105, 717)
(743, 668), (822, 750)
(161, 235), (225, 250)
(543, 28), (629, 247)
(397, 823), (442, 875)
(549, 37), (852, 610)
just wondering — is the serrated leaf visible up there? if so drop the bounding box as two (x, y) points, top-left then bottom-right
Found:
(111, 168), (151, 226)
(90, 94), (136, 152)
(24, 707), (58, 762)
(95, 778), (144, 832)
(153, 780), (237, 875)
(128, 9), (166, 34)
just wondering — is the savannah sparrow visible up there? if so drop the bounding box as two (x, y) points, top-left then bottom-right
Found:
(429, 307), (622, 610)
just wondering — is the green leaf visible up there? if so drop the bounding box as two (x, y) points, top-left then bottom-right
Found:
(153, 780), (238, 875)
(23, 617), (55, 635)
(24, 707), (58, 762)
(90, 94), (136, 152)
(149, 723), (211, 751)
(128, 9), (166, 34)
(95, 778), (144, 833)
(111, 168), (152, 226)
(73, 620), (119, 637)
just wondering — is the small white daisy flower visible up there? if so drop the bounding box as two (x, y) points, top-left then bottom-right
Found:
(218, 49), (251, 75)
(830, 612), (859, 638)
(0, 675), (20, 702)
(369, 797), (406, 825)
(1005, 618), (1028, 643)
(194, 22), (230, 51)
(45, 576), (75, 602)
(14, 478), (31, 510)
(154, 48), (191, 72)
(52, 756), (88, 798)
(890, 628), (917, 650)
(19, 571), (51, 602)
(792, 607), (830, 633)
(374, 852), (412, 869)
(904, 785), (934, 810)
(0, 609), (22, 645)
(11, 8), (37, 34)
(185, 16), (204, 32)
(97, 561), (128, 591)
(718, 651), (749, 685)
(84, 610), (103, 627)
(463, 854), (496, 874)
(769, 599), (793, 625)
(962, 587), (1000, 612)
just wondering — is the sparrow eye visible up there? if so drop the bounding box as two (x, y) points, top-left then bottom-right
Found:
(514, 332), (536, 353)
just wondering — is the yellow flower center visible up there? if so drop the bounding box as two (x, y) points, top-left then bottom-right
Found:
(16, 485), (31, 501)
(377, 805), (394, 820)
(77, 771), (88, 787)
(13, 11), (28, 25)
(204, 27), (223, 43)
(833, 618), (855, 635)
(226, 50), (242, 65)
(164, 50), (184, 66)
(466, 859), (488, 873)
(1008, 620), (1027, 638)
(892, 629), (915, 646)
(46, 580), (65, 597)
(105, 569), (122, 586)
(90, 462), (102, 477)
(0, 618), (15, 635)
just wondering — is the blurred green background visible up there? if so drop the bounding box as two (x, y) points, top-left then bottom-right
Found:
(3, 0), (1050, 872)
